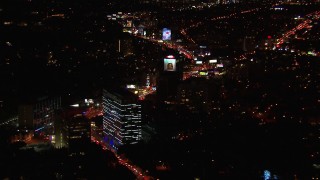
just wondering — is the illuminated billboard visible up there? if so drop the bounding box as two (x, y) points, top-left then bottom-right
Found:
(126, 84), (136, 89)
(199, 71), (208, 76)
(196, 61), (202, 65)
(209, 59), (217, 64)
(126, 20), (132, 27)
(164, 57), (176, 71)
(217, 64), (224, 68)
(162, 28), (171, 41)
(138, 28), (144, 35)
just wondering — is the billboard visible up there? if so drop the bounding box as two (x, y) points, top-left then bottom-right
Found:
(164, 57), (176, 71)
(123, 20), (132, 28)
(209, 59), (217, 64)
(196, 61), (202, 65)
(217, 64), (224, 68)
(138, 27), (144, 35)
(162, 28), (171, 41)
(126, 84), (136, 89)
(199, 71), (208, 76)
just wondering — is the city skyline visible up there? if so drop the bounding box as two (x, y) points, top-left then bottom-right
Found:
(1, 0), (320, 179)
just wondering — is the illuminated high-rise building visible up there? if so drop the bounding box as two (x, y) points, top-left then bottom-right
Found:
(64, 113), (91, 151)
(34, 96), (61, 135)
(103, 89), (142, 149)
(18, 104), (34, 129)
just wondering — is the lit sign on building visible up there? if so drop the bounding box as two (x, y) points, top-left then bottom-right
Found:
(164, 56), (176, 71)
(126, 85), (136, 89)
(209, 59), (218, 64)
(126, 20), (132, 27)
(162, 28), (171, 41)
(217, 64), (224, 68)
(199, 71), (208, 76)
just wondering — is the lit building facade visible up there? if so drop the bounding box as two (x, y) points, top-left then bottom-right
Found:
(54, 107), (91, 150)
(34, 96), (61, 135)
(103, 89), (142, 149)
(64, 114), (91, 151)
